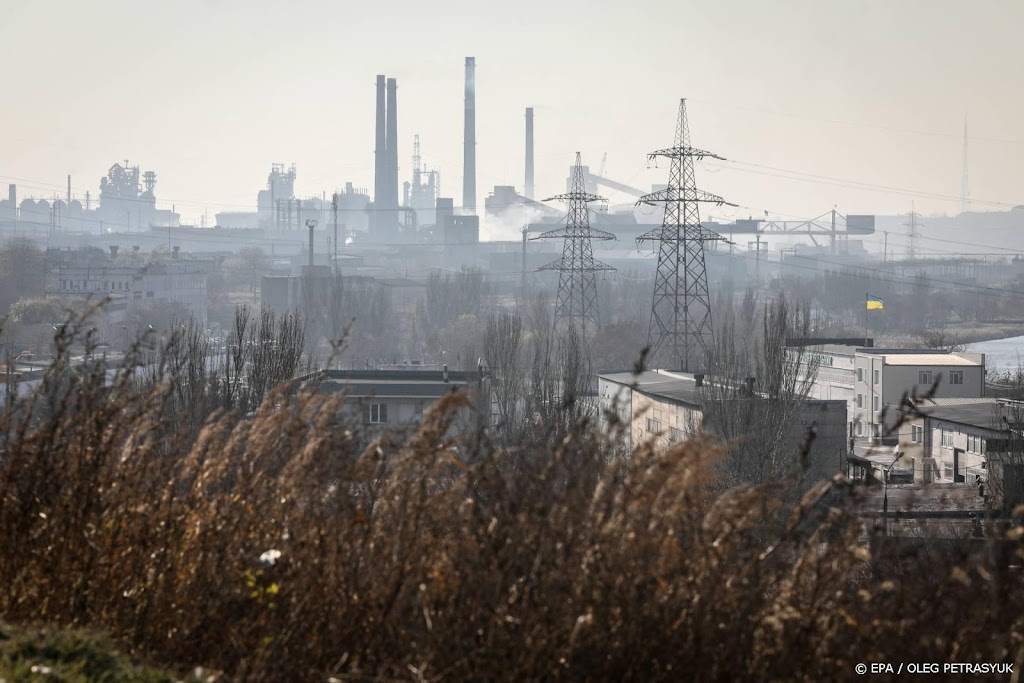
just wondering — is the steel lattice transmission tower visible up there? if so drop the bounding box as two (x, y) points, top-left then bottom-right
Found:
(637, 99), (735, 372)
(904, 202), (922, 260)
(534, 152), (615, 340)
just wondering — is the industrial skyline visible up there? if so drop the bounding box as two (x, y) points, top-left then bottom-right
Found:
(2, 0), (1022, 233)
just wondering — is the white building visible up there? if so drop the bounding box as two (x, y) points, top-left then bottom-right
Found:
(597, 369), (847, 484)
(791, 343), (985, 442)
(57, 260), (209, 329)
(895, 399), (1001, 484)
(854, 351), (985, 440)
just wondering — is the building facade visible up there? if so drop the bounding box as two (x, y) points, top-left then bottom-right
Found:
(854, 351), (985, 441)
(315, 368), (486, 436)
(57, 260), (209, 329)
(791, 343), (985, 442)
(598, 369), (847, 484)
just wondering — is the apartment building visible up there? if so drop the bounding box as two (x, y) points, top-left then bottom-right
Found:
(57, 260), (209, 328)
(315, 368), (486, 434)
(597, 369), (847, 483)
(790, 341), (985, 442)
(853, 350), (985, 441)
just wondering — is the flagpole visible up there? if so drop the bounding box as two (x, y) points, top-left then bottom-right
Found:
(864, 292), (868, 347)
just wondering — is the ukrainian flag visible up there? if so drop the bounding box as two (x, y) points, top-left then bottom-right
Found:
(867, 295), (884, 310)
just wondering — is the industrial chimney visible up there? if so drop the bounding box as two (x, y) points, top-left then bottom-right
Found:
(373, 75), (387, 235)
(386, 77), (399, 233)
(7, 184), (15, 221)
(525, 107), (535, 199)
(463, 57), (476, 213)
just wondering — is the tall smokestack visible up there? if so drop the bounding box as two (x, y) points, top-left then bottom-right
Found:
(525, 107), (535, 200)
(386, 77), (399, 232)
(308, 222), (315, 268)
(8, 184), (15, 213)
(373, 75), (387, 234)
(463, 57), (476, 213)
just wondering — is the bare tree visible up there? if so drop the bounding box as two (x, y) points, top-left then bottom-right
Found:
(483, 311), (524, 440)
(700, 292), (823, 490)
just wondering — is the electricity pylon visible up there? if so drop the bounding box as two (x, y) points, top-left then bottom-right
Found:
(904, 202), (922, 260)
(637, 99), (735, 372)
(534, 152), (615, 341)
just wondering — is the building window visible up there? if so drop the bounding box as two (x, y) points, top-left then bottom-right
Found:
(669, 426), (685, 442)
(872, 423), (880, 438)
(949, 370), (964, 385)
(873, 369), (880, 384)
(369, 403), (387, 424)
(940, 429), (953, 448)
(919, 371), (933, 385)
(873, 395), (880, 411)
(856, 394), (864, 408)
(855, 421), (863, 436)
(857, 368), (864, 382)
(911, 425), (923, 443)
(647, 418), (662, 433)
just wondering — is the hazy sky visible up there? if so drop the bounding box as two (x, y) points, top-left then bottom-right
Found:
(3, 0), (1022, 237)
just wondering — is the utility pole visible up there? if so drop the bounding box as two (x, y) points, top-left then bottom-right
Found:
(521, 225), (528, 303)
(637, 99), (735, 372)
(830, 208), (837, 256)
(306, 219), (317, 269)
(533, 153), (615, 341)
(755, 233), (762, 285)
(332, 193), (339, 275)
(960, 114), (970, 215)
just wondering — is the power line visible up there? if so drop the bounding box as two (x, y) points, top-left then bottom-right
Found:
(689, 97), (1024, 146)
(707, 159), (1020, 209)
(720, 247), (1024, 304)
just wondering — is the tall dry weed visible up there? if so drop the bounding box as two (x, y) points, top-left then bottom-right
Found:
(0, 319), (1022, 681)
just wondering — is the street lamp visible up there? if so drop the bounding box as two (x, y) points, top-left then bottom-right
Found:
(882, 449), (903, 536)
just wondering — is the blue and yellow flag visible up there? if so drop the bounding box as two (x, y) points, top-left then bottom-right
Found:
(866, 295), (884, 310)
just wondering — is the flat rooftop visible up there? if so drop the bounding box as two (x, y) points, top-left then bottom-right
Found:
(316, 369), (477, 399)
(882, 353), (980, 366)
(599, 370), (702, 407)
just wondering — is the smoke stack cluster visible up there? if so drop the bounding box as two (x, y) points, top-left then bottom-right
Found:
(463, 57), (476, 214)
(525, 107), (534, 200)
(373, 75), (400, 237)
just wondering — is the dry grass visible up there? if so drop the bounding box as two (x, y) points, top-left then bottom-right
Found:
(1, 317), (1023, 681)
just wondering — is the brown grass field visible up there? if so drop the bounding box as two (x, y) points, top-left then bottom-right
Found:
(1, 314), (1023, 681)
